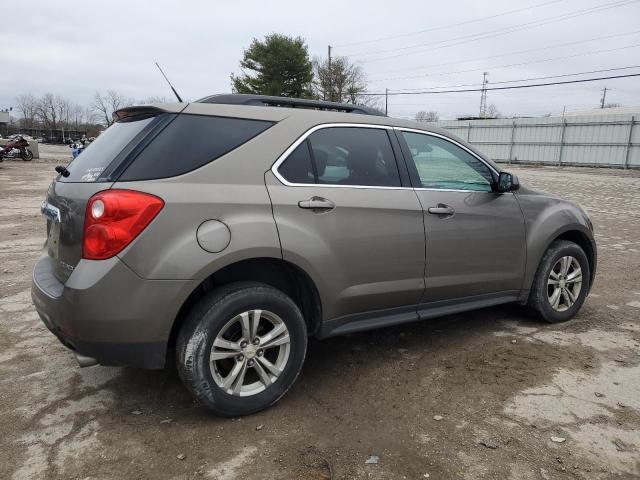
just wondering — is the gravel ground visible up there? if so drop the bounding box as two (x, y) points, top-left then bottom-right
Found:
(1, 150), (639, 480)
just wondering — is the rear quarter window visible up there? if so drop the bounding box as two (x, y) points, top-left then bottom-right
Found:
(118, 114), (273, 181)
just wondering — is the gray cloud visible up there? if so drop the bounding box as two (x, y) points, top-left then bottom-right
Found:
(2, 0), (639, 119)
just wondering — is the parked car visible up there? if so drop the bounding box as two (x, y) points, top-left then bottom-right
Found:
(32, 94), (596, 416)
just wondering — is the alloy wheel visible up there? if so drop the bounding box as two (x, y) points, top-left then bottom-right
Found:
(547, 256), (582, 312)
(209, 309), (291, 397)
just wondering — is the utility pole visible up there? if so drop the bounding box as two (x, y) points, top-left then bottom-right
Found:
(479, 72), (489, 118)
(327, 45), (332, 102)
(600, 87), (608, 108)
(385, 88), (388, 116)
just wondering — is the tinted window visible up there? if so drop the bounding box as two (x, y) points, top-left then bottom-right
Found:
(119, 115), (273, 181)
(402, 132), (494, 192)
(278, 142), (314, 184)
(62, 116), (155, 182)
(309, 127), (400, 187)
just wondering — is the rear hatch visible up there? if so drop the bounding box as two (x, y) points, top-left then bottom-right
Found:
(44, 108), (174, 283)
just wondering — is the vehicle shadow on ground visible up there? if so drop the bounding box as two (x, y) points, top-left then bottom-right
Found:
(100, 303), (545, 420)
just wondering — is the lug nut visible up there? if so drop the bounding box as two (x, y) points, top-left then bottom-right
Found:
(248, 360), (254, 367)
(257, 350), (264, 357)
(252, 338), (260, 345)
(236, 354), (244, 361)
(240, 341), (248, 348)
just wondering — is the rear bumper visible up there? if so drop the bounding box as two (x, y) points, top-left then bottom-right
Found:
(31, 253), (193, 369)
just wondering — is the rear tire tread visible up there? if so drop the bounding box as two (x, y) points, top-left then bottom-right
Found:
(176, 281), (307, 416)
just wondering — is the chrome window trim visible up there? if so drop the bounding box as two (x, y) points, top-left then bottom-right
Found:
(270, 123), (408, 190)
(270, 123), (505, 193)
(394, 127), (500, 178)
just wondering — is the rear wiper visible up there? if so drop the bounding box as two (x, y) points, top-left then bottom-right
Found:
(55, 165), (70, 177)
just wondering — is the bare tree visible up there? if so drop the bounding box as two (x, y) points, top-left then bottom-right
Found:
(57, 97), (73, 128)
(138, 96), (170, 104)
(70, 104), (85, 129)
(415, 110), (439, 123)
(485, 104), (501, 119)
(92, 90), (134, 126)
(84, 107), (97, 126)
(15, 94), (38, 129)
(312, 56), (368, 105)
(35, 93), (63, 130)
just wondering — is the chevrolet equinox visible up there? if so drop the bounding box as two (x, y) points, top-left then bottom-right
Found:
(32, 94), (597, 416)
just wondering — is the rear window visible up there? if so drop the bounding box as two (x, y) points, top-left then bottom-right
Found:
(118, 114), (274, 181)
(62, 116), (156, 182)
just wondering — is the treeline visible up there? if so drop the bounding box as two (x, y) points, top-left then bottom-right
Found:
(13, 92), (169, 134)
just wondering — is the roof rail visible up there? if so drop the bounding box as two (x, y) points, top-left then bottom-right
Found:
(196, 94), (385, 116)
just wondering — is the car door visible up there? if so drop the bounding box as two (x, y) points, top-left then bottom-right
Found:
(396, 129), (526, 305)
(265, 124), (426, 324)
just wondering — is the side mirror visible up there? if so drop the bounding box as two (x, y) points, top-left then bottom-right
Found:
(497, 171), (520, 192)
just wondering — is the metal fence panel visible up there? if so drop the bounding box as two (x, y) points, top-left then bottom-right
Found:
(434, 112), (639, 168)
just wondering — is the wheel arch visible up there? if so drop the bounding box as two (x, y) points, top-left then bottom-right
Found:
(553, 229), (596, 286)
(167, 257), (323, 358)
(526, 226), (596, 294)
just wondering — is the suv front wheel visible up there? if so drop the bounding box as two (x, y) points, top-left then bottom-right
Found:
(528, 240), (591, 323)
(176, 282), (307, 416)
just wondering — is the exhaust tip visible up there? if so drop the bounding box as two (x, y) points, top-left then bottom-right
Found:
(74, 352), (99, 368)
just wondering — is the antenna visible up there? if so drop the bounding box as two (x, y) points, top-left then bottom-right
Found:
(154, 62), (183, 102)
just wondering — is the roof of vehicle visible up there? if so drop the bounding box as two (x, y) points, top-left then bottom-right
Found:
(197, 93), (385, 116)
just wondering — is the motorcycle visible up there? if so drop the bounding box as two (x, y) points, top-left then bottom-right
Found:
(0, 135), (33, 162)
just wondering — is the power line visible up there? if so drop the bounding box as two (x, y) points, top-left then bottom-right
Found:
(359, 72), (640, 96)
(369, 43), (640, 85)
(378, 65), (640, 92)
(351, 0), (639, 63)
(334, 0), (564, 49)
(354, 0), (637, 60)
(484, 65), (640, 86)
(366, 29), (640, 77)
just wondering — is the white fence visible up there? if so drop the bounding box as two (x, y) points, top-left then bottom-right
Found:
(435, 113), (639, 168)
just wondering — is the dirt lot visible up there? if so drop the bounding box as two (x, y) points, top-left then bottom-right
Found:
(1, 147), (639, 479)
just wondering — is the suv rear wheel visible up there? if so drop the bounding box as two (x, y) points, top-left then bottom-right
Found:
(528, 240), (590, 323)
(176, 282), (307, 416)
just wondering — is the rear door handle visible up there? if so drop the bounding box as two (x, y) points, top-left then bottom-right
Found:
(427, 204), (455, 216)
(298, 197), (335, 211)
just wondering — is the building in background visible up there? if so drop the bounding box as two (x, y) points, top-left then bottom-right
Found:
(0, 112), (9, 137)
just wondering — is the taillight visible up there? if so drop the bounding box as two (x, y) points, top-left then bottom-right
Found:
(83, 189), (164, 260)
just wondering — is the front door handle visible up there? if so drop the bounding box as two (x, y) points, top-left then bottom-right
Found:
(427, 204), (455, 216)
(298, 196), (335, 212)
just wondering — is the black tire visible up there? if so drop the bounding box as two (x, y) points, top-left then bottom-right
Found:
(528, 240), (590, 323)
(21, 149), (33, 161)
(176, 281), (307, 416)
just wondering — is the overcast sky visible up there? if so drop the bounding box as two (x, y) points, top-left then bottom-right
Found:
(2, 0), (639, 120)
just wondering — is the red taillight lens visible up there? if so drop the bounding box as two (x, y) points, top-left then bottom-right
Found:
(83, 189), (164, 260)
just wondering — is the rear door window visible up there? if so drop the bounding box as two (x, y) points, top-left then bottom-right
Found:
(276, 127), (401, 187)
(118, 115), (273, 181)
(61, 116), (156, 182)
(310, 127), (400, 187)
